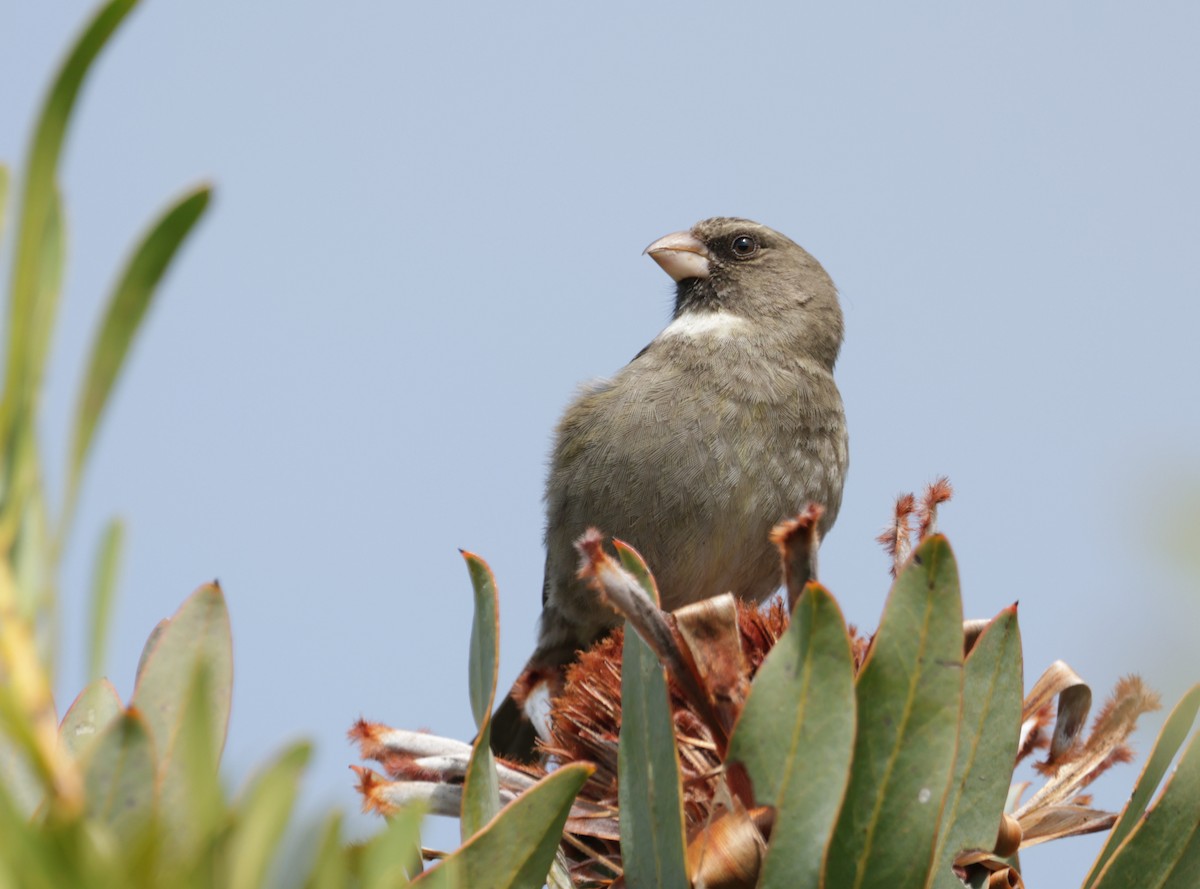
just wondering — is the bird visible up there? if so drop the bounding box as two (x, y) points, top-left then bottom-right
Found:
(491, 217), (848, 759)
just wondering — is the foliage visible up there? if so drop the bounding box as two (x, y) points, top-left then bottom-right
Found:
(0, 2), (428, 886)
(357, 522), (1200, 889)
(4, 3), (1198, 888)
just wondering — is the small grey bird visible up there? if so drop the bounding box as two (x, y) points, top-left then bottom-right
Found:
(492, 217), (848, 758)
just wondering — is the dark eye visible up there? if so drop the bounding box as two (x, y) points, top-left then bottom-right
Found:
(730, 234), (758, 258)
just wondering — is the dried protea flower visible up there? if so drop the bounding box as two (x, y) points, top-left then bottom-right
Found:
(349, 489), (1160, 889)
(878, 478), (955, 577)
(538, 601), (789, 837)
(952, 670), (1160, 887)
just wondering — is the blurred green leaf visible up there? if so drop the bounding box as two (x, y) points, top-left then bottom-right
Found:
(58, 677), (122, 763)
(0, 789), (86, 889)
(461, 551), (501, 840)
(134, 617), (168, 685)
(1091, 724), (1200, 888)
(82, 709), (156, 841)
(361, 802), (426, 889)
(161, 663), (225, 856)
(9, 462), (49, 623)
(0, 722), (44, 818)
(1, 0), (137, 464)
(303, 812), (352, 889)
(932, 606), (1022, 887)
(728, 583), (856, 889)
(0, 652), (59, 807)
(61, 185), (210, 538)
(5, 188), (60, 617)
(825, 535), (965, 889)
(0, 164), (9, 244)
(613, 541), (688, 889)
(86, 518), (123, 682)
(0, 778), (32, 883)
(130, 583), (232, 782)
(1086, 683), (1200, 888)
(227, 742), (311, 889)
(418, 762), (592, 889)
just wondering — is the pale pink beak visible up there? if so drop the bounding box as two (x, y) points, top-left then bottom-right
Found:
(644, 230), (711, 282)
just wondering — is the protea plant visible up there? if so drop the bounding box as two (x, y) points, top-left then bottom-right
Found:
(352, 482), (1199, 888)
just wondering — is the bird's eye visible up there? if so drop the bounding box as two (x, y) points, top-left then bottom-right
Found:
(730, 234), (758, 258)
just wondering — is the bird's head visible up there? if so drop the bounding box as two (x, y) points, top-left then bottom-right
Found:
(645, 217), (844, 369)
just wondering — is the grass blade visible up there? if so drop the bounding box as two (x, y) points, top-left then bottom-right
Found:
(86, 518), (124, 682)
(3, 187), (61, 599)
(61, 185), (211, 536)
(0, 164), (9, 244)
(1, 0), (138, 451)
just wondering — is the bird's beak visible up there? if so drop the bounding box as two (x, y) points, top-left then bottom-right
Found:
(644, 230), (711, 282)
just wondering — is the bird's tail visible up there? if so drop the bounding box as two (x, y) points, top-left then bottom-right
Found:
(487, 650), (574, 762)
(488, 690), (541, 762)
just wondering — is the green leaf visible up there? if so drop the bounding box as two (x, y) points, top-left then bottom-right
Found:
(62, 185), (210, 536)
(134, 618), (168, 685)
(58, 677), (122, 762)
(1, 0), (138, 458)
(9, 455), (50, 621)
(160, 663), (225, 855)
(613, 539), (661, 606)
(4, 188), (60, 617)
(464, 551), (500, 730)
(417, 762), (593, 889)
(303, 812), (352, 889)
(461, 551), (501, 840)
(0, 773), (37, 876)
(1085, 684), (1200, 888)
(932, 606), (1023, 887)
(1091, 725), (1200, 889)
(614, 540), (688, 889)
(728, 583), (856, 889)
(82, 709), (156, 841)
(86, 518), (124, 681)
(825, 534), (965, 889)
(361, 802), (426, 888)
(0, 722), (44, 817)
(0, 164), (9, 244)
(130, 583), (233, 782)
(26, 181), (66, 419)
(0, 638), (59, 806)
(227, 742), (312, 889)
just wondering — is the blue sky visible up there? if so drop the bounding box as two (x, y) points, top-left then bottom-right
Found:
(3, 2), (1199, 883)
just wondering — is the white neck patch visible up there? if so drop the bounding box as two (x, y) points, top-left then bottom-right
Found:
(659, 311), (747, 340)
